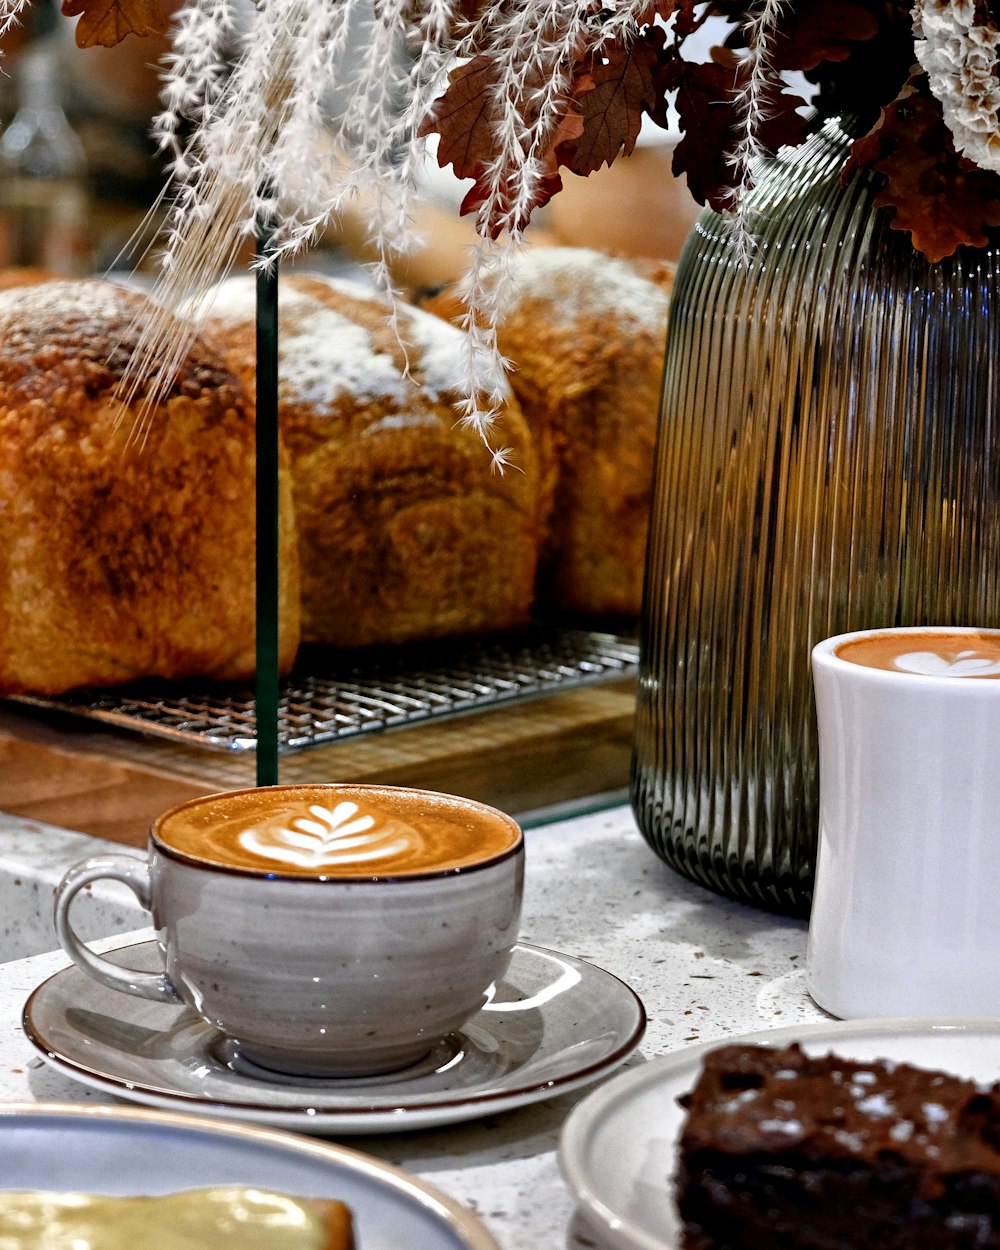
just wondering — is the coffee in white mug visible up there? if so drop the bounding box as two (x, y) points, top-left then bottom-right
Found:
(809, 627), (1000, 1019)
(835, 628), (1000, 678)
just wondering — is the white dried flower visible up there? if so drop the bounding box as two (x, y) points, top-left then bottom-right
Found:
(118, 0), (664, 447)
(716, 0), (795, 263)
(0, 0), (29, 41)
(914, 0), (1000, 174)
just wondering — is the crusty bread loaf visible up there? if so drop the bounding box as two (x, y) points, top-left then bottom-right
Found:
(196, 272), (539, 648)
(424, 247), (672, 618)
(0, 279), (300, 696)
(0, 254), (661, 700)
(0, 1187), (353, 1248)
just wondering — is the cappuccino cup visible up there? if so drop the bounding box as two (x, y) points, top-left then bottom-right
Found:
(54, 783), (523, 1077)
(808, 627), (1000, 1019)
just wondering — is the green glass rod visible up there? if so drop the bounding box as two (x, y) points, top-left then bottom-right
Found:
(255, 242), (280, 786)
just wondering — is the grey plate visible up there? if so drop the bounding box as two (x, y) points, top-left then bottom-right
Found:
(24, 941), (646, 1134)
(559, 1018), (1000, 1250)
(0, 1101), (498, 1249)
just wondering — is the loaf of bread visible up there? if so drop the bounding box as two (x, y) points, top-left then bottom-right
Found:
(0, 254), (659, 700)
(0, 1187), (353, 1248)
(424, 246), (672, 618)
(195, 272), (539, 648)
(0, 279), (300, 696)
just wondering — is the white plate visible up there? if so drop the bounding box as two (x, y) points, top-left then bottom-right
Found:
(559, 1017), (1000, 1250)
(24, 939), (645, 1134)
(0, 1101), (497, 1248)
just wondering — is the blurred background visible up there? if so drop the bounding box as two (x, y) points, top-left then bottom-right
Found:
(0, 0), (704, 286)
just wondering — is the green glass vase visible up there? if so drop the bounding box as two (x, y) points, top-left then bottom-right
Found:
(632, 118), (1000, 916)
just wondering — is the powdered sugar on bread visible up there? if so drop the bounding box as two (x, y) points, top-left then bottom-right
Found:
(498, 246), (668, 334)
(195, 273), (490, 412)
(191, 276), (407, 408)
(0, 278), (135, 327)
(281, 303), (412, 408)
(399, 302), (486, 402)
(293, 273), (502, 404)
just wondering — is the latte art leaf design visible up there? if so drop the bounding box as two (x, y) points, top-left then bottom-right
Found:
(893, 649), (1000, 678)
(238, 801), (413, 868)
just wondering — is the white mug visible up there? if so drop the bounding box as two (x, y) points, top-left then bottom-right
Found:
(808, 626), (1000, 1019)
(54, 783), (524, 1077)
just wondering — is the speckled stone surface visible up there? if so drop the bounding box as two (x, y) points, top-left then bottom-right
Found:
(0, 802), (828, 1249)
(0, 813), (145, 962)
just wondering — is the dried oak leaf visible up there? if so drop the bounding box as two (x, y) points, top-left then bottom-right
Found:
(420, 55), (499, 183)
(770, 0), (879, 71)
(672, 52), (808, 209)
(458, 164), (567, 237)
(458, 98), (585, 236)
(631, 0), (685, 23)
(671, 0), (710, 41)
(62, 0), (166, 46)
(847, 81), (1000, 261)
(451, 0), (492, 25)
(563, 31), (664, 176)
(421, 55), (586, 236)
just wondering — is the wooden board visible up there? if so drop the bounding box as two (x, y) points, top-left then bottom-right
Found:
(0, 677), (636, 848)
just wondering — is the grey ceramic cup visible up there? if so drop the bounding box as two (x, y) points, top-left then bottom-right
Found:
(54, 784), (524, 1077)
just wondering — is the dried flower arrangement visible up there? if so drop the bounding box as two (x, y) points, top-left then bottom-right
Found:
(23, 0), (1000, 433)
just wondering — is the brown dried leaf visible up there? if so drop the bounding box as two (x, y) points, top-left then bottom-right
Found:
(564, 34), (662, 175)
(671, 57), (740, 208)
(422, 56), (585, 236)
(671, 0), (711, 41)
(771, 0), (880, 71)
(419, 56), (500, 182)
(631, 0), (684, 23)
(848, 80), (1000, 261)
(672, 53), (808, 209)
(459, 166), (566, 238)
(62, 0), (166, 46)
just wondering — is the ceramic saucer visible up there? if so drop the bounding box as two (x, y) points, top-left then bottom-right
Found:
(23, 939), (646, 1134)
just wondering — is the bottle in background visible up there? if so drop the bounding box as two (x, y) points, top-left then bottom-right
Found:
(0, 42), (90, 275)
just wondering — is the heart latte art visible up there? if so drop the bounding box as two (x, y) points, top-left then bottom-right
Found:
(155, 784), (521, 877)
(238, 801), (414, 869)
(891, 650), (1000, 677)
(836, 630), (1000, 678)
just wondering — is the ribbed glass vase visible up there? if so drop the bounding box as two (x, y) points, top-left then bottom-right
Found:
(631, 117), (1000, 917)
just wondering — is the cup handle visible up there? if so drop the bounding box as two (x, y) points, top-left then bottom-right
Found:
(53, 854), (181, 1004)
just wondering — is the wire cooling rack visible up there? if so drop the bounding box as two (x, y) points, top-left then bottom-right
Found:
(13, 624), (638, 755)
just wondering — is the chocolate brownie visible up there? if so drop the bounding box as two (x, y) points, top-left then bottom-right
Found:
(675, 1042), (1000, 1250)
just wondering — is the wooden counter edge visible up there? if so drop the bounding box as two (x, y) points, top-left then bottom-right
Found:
(0, 678), (637, 848)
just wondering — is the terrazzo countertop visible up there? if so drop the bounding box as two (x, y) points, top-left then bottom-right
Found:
(0, 802), (828, 1248)
(0, 814), (146, 963)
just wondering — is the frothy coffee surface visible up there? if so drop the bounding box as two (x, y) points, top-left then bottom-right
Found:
(836, 631), (1000, 678)
(155, 785), (520, 877)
